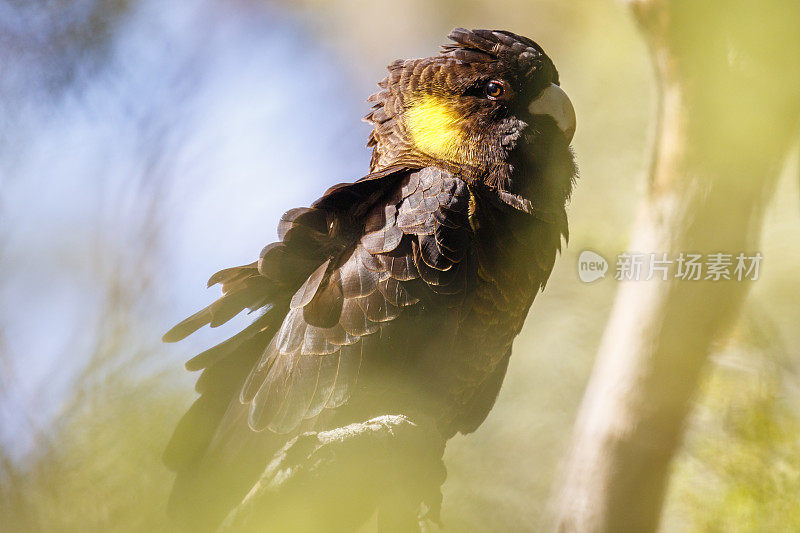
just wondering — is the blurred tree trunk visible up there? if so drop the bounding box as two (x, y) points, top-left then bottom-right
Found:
(553, 1), (800, 531)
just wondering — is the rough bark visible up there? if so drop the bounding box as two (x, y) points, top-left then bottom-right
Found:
(219, 415), (446, 533)
(553, 1), (800, 531)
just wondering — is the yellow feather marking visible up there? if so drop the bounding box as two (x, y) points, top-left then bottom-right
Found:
(404, 95), (466, 162)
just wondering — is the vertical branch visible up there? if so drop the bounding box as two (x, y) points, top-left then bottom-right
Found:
(552, 1), (800, 531)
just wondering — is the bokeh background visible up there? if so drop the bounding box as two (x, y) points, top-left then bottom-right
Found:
(1, 0), (798, 531)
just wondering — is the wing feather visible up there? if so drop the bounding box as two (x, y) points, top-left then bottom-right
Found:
(165, 165), (475, 481)
(238, 167), (474, 434)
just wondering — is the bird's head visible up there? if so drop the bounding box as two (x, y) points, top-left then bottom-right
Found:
(366, 28), (576, 210)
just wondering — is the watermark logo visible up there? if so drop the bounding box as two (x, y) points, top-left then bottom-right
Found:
(578, 250), (762, 283)
(578, 250), (608, 283)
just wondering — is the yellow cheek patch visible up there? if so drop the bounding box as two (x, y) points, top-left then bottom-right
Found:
(404, 95), (466, 162)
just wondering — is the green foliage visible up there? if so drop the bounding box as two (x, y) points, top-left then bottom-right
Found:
(1, 376), (185, 533)
(664, 322), (800, 532)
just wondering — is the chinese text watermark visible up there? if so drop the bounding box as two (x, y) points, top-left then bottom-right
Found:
(578, 251), (762, 283)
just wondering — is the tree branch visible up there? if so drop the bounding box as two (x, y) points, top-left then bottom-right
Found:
(552, 1), (800, 531)
(219, 415), (446, 533)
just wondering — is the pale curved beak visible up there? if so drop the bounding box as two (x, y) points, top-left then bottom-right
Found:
(528, 83), (576, 143)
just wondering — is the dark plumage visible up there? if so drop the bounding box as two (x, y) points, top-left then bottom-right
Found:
(164, 28), (577, 530)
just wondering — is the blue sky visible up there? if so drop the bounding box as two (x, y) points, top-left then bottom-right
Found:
(0, 0), (374, 457)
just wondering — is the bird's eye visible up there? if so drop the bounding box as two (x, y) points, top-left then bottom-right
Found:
(484, 81), (505, 99)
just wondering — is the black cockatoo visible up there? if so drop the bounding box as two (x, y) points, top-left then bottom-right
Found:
(163, 28), (576, 531)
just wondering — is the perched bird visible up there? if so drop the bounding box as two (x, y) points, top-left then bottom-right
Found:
(163, 28), (576, 531)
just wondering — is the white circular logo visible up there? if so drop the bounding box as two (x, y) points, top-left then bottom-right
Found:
(577, 250), (608, 283)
